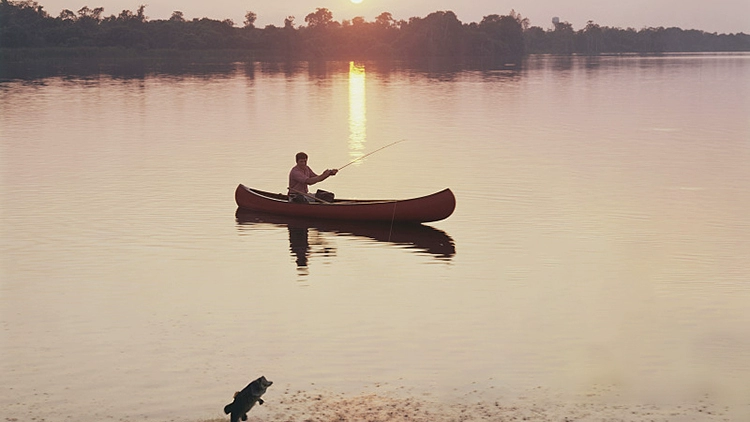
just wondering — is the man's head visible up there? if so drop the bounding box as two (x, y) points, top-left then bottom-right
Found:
(295, 152), (308, 163)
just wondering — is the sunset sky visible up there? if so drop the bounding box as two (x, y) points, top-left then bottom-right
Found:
(35, 0), (749, 34)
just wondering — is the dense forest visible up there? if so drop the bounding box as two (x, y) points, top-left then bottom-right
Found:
(1, 0), (749, 62)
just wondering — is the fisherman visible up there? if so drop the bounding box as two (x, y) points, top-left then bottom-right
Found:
(288, 152), (338, 203)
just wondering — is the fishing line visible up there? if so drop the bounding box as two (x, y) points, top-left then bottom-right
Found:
(337, 139), (407, 241)
(388, 200), (398, 242)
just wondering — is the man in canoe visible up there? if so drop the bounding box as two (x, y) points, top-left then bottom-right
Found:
(288, 152), (338, 203)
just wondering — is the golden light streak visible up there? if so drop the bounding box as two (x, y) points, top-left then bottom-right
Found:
(348, 61), (367, 163)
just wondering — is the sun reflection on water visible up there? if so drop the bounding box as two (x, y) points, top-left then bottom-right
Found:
(348, 61), (367, 162)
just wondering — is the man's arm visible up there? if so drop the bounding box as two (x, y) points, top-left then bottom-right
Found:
(305, 168), (337, 185)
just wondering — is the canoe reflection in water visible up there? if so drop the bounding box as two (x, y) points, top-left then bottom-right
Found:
(235, 210), (455, 269)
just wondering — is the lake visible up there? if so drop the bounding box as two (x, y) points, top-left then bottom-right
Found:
(1, 54), (749, 421)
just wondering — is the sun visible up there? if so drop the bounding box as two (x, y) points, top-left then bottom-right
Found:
(350, 0), (363, 4)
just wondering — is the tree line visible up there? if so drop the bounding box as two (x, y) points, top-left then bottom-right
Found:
(1, 0), (748, 62)
(527, 20), (750, 54)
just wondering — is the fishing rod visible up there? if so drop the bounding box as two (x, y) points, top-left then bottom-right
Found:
(337, 139), (407, 171)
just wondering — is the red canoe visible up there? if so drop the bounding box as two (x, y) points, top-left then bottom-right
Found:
(235, 184), (456, 223)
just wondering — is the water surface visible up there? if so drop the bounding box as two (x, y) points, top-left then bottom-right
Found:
(2, 54), (749, 421)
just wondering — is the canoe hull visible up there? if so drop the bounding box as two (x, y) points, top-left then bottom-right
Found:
(235, 184), (455, 223)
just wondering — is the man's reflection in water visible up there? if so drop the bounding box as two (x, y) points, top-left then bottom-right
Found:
(288, 226), (310, 268)
(287, 226), (336, 276)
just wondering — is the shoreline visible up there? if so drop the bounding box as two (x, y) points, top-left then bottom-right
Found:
(197, 385), (747, 422)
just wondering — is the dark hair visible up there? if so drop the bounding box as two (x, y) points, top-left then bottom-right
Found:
(295, 152), (308, 162)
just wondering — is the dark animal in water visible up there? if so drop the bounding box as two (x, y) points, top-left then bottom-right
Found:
(223, 376), (273, 422)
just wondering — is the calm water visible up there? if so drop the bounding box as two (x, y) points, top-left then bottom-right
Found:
(2, 54), (749, 421)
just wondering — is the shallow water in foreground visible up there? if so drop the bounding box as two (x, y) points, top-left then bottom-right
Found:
(2, 54), (749, 421)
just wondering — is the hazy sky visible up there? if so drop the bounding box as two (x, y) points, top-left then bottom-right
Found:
(37, 0), (749, 34)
